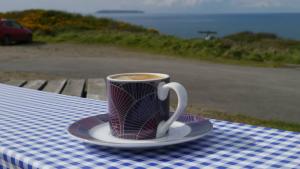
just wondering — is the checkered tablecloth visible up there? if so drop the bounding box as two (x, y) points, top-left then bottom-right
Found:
(0, 84), (299, 169)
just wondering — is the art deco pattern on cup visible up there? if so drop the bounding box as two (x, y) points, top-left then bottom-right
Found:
(107, 79), (170, 140)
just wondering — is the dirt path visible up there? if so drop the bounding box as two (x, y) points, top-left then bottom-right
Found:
(1, 43), (300, 123)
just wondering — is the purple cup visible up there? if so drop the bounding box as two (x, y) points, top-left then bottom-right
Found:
(107, 73), (188, 140)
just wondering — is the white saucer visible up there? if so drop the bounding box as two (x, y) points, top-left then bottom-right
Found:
(68, 113), (213, 149)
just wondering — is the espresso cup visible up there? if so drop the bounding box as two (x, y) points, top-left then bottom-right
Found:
(107, 73), (187, 140)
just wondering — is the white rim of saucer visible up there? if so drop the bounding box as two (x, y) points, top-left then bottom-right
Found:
(107, 73), (170, 82)
(67, 114), (214, 149)
(68, 121), (213, 149)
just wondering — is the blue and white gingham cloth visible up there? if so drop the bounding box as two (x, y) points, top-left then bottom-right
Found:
(0, 84), (299, 169)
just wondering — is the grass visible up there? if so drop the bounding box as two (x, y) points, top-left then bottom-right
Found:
(187, 108), (300, 132)
(1, 9), (300, 67)
(169, 102), (300, 131)
(34, 31), (297, 67)
(169, 102), (300, 132)
(36, 31), (300, 67)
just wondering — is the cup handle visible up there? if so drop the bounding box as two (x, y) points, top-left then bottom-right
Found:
(156, 82), (188, 138)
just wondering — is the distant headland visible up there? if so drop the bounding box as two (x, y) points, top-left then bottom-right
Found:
(96, 10), (144, 14)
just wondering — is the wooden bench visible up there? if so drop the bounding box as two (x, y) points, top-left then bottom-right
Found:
(4, 79), (176, 111)
(4, 79), (107, 100)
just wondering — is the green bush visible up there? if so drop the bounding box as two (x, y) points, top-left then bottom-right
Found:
(0, 9), (158, 35)
(224, 31), (278, 42)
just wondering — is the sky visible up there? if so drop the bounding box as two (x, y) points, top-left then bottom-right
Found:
(0, 0), (300, 14)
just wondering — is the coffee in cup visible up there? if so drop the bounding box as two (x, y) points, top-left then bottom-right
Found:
(112, 74), (162, 81)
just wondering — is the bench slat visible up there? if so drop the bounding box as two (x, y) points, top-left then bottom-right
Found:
(43, 79), (67, 94)
(5, 80), (27, 87)
(62, 79), (85, 97)
(23, 80), (46, 90)
(86, 79), (106, 100)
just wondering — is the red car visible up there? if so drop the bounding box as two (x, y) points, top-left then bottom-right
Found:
(0, 19), (32, 45)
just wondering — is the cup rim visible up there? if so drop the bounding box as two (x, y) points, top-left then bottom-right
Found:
(107, 73), (170, 82)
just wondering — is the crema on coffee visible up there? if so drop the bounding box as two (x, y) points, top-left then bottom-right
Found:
(112, 74), (162, 81)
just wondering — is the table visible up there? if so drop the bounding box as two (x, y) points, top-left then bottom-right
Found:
(0, 83), (299, 169)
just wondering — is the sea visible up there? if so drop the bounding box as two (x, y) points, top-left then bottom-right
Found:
(95, 13), (300, 40)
